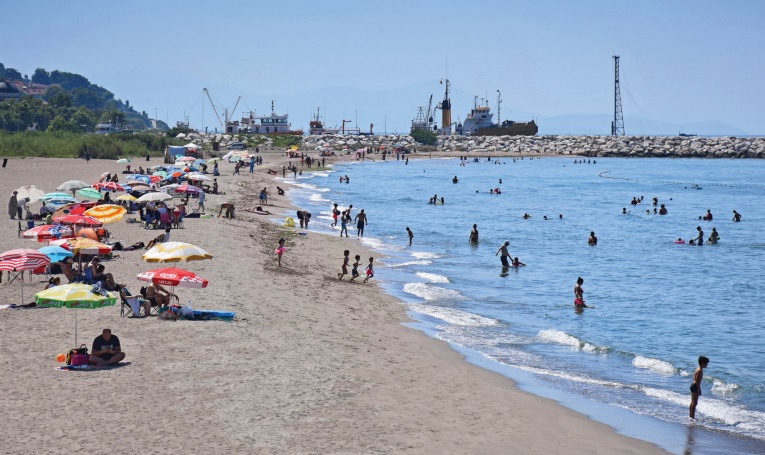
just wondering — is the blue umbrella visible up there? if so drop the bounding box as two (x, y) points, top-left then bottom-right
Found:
(38, 245), (73, 262)
(41, 193), (77, 201)
(126, 174), (151, 184)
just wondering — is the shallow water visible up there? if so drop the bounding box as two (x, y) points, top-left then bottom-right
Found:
(284, 155), (765, 451)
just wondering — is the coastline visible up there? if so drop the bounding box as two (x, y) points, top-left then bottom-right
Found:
(0, 154), (668, 454)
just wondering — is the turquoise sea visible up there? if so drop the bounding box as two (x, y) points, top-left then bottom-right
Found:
(283, 155), (765, 454)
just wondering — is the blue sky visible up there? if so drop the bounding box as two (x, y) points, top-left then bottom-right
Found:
(4, 0), (764, 135)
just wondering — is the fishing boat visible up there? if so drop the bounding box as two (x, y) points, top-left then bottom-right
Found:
(239, 101), (303, 135)
(457, 94), (537, 136)
(308, 108), (339, 135)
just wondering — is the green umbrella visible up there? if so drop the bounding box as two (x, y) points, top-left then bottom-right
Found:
(77, 188), (103, 200)
(35, 284), (117, 345)
(153, 170), (168, 178)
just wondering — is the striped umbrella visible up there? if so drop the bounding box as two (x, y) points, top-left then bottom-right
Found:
(77, 188), (104, 200)
(34, 284), (117, 345)
(0, 249), (51, 303)
(126, 174), (151, 184)
(84, 204), (127, 223)
(52, 214), (103, 227)
(21, 224), (75, 242)
(50, 238), (112, 256)
(137, 267), (208, 301)
(93, 182), (128, 192)
(142, 242), (213, 263)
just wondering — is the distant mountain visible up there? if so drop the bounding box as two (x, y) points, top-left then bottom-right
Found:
(533, 113), (749, 137)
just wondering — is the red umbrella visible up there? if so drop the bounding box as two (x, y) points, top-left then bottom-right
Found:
(21, 225), (75, 242)
(52, 215), (104, 227)
(174, 184), (201, 194)
(93, 182), (128, 192)
(136, 267), (208, 289)
(0, 249), (51, 303)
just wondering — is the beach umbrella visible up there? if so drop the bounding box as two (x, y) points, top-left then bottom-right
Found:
(116, 158), (131, 163)
(116, 194), (137, 202)
(175, 156), (195, 163)
(0, 249), (50, 304)
(41, 192), (75, 201)
(51, 238), (112, 256)
(34, 284), (117, 345)
(52, 203), (95, 218)
(137, 267), (208, 301)
(206, 157), (221, 164)
(174, 184), (201, 195)
(142, 242), (213, 263)
(83, 204), (127, 224)
(186, 173), (212, 182)
(126, 174), (151, 185)
(136, 192), (172, 203)
(75, 227), (99, 241)
(153, 170), (168, 178)
(94, 182), (128, 192)
(57, 180), (90, 197)
(127, 184), (153, 193)
(38, 245), (73, 262)
(15, 185), (46, 203)
(192, 159), (207, 167)
(21, 224), (74, 242)
(77, 188), (103, 200)
(52, 215), (103, 227)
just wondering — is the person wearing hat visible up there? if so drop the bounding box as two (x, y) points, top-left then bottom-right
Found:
(8, 191), (18, 219)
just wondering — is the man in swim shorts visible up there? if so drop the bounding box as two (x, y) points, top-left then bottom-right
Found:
(689, 356), (709, 419)
(354, 209), (367, 238)
(495, 241), (511, 267)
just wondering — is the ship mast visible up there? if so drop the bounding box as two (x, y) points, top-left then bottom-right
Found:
(496, 90), (502, 126)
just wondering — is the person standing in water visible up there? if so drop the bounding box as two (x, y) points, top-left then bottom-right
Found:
(495, 241), (511, 267)
(588, 231), (598, 245)
(354, 209), (368, 238)
(406, 227), (413, 245)
(732, 210), (741, 222)
(469, 224), (479, 244)
(574, 277), (586, 307)
(689, 356), (710, 420)
(694, 226), (704, 246)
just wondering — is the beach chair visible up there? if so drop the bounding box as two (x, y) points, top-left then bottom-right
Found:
(120, 288), (149, 317)
(82, 267), (95, 285)
(158, 212), (173, 229)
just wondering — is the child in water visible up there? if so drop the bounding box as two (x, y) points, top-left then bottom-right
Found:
(689, 356), (710, 420)
(511, 257), (526, 267)
(363, 257), (374, 283)
(275, 239), (286, 267)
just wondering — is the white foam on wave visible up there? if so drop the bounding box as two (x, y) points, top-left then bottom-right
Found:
(383, 259), (432, 267)
(537, 329), (599, 352)
(308, 193), (328, 202)
(359, 237), (385, 249)
(415, 272), (450, 283)
(712, 379), (740, 394)
(403, 282), (464, 302)
(293, 182), (330, 192)
(632, 355), (676, 375)
(411, 251), (443, 259)
(407, 303), (499, 327)
(312, 171), (330, 177)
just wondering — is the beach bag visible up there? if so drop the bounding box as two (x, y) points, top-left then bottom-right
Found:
(66, 344), (90, 366)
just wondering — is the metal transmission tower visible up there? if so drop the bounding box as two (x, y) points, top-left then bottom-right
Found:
(611, 55), (625, 136)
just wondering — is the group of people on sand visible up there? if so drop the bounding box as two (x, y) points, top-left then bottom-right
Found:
(337, 249), (374, 283)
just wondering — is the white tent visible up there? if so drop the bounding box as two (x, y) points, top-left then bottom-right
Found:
(183, 143), (199, 149)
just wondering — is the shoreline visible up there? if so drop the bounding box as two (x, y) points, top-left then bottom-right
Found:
(1, 154), (669, 453)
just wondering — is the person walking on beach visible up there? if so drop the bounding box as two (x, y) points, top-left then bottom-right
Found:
(574, 277), (586, 307)
(406, 227), (413, 245)
(338, 250), (350, 280)
(275, 238), (286, 267)
(469, 224), (479, 244)
(495, 241), (511, 267)
(689, 356), (710, 420)
(8, 191), (18, 220)
(363, 257), (374, 283)
(350, 255), (361, 282)
(355, 209), (368, 238)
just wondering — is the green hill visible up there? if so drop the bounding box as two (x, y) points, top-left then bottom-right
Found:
(0, 62), (167, 133)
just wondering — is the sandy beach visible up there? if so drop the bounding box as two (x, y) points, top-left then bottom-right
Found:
(0, 153), (667, 454)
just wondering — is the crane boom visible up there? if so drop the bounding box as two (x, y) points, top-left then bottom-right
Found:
(203, 88), (224, 129)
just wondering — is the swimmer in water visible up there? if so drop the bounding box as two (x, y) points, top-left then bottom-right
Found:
(708, 227), (719, 244)
(732, 210), (741, 222)
(469, 224), (479, 243)
(511, 257), (526, 267)
(622, 208), (628, 214)
(574, 277), (587, 307)
(588, 231), (597, 245)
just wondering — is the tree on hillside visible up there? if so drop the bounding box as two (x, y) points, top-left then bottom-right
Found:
(0, 63), (5, 78)
(4, 67), (22, 80)
(32, 68), (51, 85)
(48, 91), (73, 108)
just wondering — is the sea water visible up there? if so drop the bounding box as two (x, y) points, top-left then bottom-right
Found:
(283, 156), (765, 453)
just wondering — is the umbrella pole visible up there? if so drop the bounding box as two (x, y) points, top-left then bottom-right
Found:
(75, 308), (78, 346)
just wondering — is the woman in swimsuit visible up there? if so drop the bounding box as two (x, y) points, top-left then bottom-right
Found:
(574, 277), (587, 307)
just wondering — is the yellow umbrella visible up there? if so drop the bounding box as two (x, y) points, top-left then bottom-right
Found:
(35, 284), (117, 345)
(83, 204), (127, 223)
(116, 194), (137, 202)
(142, 242), (213, 263)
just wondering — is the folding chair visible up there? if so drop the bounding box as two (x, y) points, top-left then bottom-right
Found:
(120, 289), (149, 317)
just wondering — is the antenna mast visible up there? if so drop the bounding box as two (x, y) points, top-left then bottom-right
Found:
(496, 90), (502, 126)
(611, 55), (625, 136)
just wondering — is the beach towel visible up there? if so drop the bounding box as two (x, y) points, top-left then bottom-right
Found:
(56, 362), (131, 372)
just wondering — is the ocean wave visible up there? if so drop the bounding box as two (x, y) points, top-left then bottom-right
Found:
(312, 171), (330, 177)
(360, 237), (386, 249)
(712, 379), (741, 395)
(407, 303), (499, 327)
(415, 272), (450, 283)
(632, 355), (676, 375)
(293, 182), (330, 192)
(383, 260), (433, 267)
(537, 329), (601, 352)
(308, 193), (328, 202)
(403, 282), (464, 302)
(411, 251), (443, 259)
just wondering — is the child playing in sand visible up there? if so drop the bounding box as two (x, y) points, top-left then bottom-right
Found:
(363, 257), (374, 283)
(350, 255), (361, 282)
(275, 239), (286, 267)
(338, 250), (349, 280)
(689, 356), (710, 420)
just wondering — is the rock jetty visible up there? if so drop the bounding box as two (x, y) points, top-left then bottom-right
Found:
(177, 132), (765, 158)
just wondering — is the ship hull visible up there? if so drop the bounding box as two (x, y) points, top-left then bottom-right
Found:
(476, 121), (538, 136)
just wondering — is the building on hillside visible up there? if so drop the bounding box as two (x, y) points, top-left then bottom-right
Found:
(0, 80), (21, 101)
(6, 80), (48, 100)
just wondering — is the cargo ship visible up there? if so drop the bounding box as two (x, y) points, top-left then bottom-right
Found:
(456, 94), (537, 136)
